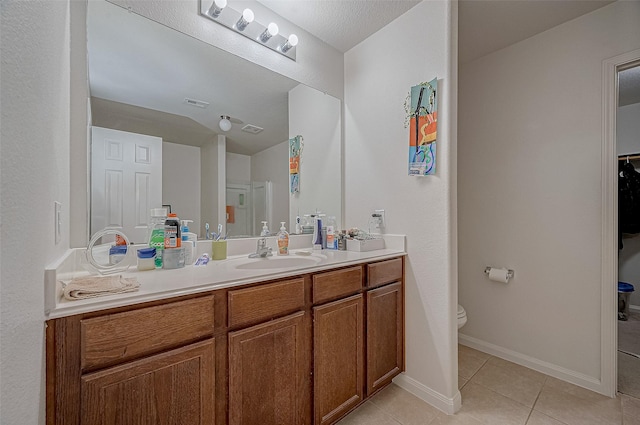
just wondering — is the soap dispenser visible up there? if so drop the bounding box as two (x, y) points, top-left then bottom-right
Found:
(277, 222), (289, 255)
(260, 221), (270, 236)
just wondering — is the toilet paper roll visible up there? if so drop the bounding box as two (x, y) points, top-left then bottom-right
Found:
(488, 267), (510, 283)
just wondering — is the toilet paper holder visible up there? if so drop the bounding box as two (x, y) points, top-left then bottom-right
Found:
(484, 267), (514, 280)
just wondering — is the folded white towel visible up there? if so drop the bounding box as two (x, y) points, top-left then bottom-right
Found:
(62, 275), (139, 300)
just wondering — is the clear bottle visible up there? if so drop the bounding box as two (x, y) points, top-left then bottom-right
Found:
(326, 216), (337, 250)
(260, 221), (270, 236)
(277, 222), (289, 255)
(148, 208), (167, 268)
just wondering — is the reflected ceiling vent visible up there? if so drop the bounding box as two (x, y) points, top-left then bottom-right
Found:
(183, 97), (210, 108)
(241, 124), (264, 134)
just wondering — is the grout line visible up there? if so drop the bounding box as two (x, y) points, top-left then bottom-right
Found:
(364, 400), (404, 425)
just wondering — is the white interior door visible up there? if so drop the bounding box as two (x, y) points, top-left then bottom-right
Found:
(91, 126), (162, 243)
(226, 182), (251, 237)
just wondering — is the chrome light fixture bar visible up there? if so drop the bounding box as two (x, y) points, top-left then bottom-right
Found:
(200, 0), (297, 61)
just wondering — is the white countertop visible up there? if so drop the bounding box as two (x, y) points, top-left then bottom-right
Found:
(45, 235), (406, 319)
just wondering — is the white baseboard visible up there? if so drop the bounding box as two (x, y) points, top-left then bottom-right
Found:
(458, 334), (608, 396)
(393, 373), (461, 414)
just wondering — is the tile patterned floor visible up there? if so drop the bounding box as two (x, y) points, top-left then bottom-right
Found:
(338, 345), (640, 425)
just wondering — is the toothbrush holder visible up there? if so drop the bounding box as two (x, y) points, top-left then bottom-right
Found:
(212, 240), (227, 261)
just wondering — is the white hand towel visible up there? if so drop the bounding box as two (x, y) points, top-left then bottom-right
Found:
(62, 275), (139, 300)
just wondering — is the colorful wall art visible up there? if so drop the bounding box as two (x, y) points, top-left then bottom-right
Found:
(289, 135), (303, 194)
(407, 78), (438, 176)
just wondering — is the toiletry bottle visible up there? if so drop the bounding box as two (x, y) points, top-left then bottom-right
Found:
(277, 222), (289, 255)
(148, 208), (167, 268)
(313, 215), (323, 250)
(181, 219), (194, 265)
(164, 213), (181, 249)
(326, 216), (337, 250)
(260, 221), (270, 236)
(295, 211), (301, 235)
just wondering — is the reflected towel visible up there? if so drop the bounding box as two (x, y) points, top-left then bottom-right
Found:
(62, 275), (139, 300)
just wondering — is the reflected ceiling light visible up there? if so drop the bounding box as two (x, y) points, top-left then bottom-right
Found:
(235, 8), (254, 31)
(259, 23), (279, 43)
(207, 0), (226, 18)
(281, 34), (298, 53)
(219, 115), (232, 132)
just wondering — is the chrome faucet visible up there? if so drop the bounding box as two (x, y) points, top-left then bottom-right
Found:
(249, 237), (273, 258)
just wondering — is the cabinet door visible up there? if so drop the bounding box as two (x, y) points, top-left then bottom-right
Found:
(366, 282), (403, 396)
(81, 338), (215, 425)
(228, 311), (308, 425)
(313, 294), (364, 425)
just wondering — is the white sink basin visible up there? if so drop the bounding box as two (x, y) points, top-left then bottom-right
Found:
(234, 255), (321, 270)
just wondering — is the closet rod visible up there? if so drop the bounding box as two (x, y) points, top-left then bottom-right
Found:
(618, 154), (640, 161)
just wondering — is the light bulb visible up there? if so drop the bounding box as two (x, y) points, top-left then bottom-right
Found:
(219, 116), (232, 132)
(281, 34), (298, 53)
(207, 0), (226, 18)
(236, 8), (254, 31)
(259, 22), (279, 43)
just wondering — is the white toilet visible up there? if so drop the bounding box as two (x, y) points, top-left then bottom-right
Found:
(457, 304), (467, 329)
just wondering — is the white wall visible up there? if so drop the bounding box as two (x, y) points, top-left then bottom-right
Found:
(1, 1), (73, 424)
(289, 84), (342, 229)
(458, 1), (640, 391)
(226, 152), (252, 183)
(163, 142), (201, 234)
(345, 0), (459, 413)
(200, 137), (226, 238)
(252, 141), (289, 231)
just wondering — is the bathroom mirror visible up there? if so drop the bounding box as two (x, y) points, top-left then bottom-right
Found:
(87, 1), (342, 243)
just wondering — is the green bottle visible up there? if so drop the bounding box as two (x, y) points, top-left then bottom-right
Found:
(148, 208), (166, 268)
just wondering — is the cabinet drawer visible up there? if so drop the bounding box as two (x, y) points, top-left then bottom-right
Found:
(228, 278), (305, 328)
(367, 258), (403, 288)
(81, 295), (215, 371)
(312, 266), (363, 304)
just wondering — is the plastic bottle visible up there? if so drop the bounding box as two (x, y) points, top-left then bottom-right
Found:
(164, 213), (181, 249)
(326, 216), (337, 250)
(181, 220), (195, 265)
(277, 222), (289, 255)
(295, 212), (301, 235)
(148, 208), (167, 268)
(260, 221), (270, 236)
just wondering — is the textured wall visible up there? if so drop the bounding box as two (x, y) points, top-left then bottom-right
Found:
(1, 1), (72, 424)
(344, 0), (459, 412)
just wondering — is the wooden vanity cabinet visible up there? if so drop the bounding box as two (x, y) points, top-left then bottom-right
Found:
(365, 258), (405, 396)
(81, 339), (215, 425)
(47, 256), (404, 425)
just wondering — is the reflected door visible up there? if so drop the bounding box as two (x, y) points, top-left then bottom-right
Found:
(91, 127), (162, 243)
(226, 183), (252, 237)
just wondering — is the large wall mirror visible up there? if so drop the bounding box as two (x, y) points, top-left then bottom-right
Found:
(87, 0), (342, 243)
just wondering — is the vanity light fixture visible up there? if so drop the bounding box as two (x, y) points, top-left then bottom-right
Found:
(259, 23), (278, 43)
(207, 0), (227, 18)
(235, 8), (254, 31)
(219, 115), (232, 132)
(200, 1), (297, 60)
(280, 34), (298, 53)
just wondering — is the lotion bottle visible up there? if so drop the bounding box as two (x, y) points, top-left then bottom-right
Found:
(277, 222), (289, 255)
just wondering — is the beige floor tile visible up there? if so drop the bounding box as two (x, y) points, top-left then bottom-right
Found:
(470, 357), (546, 407)
(534, 378), (622, 425)
(337, 401), (401, 425)
(458, 345), (491, 379)
(619, 352), (640, 399)
(429, 411), (486, 425)
(622, 394), (640, 418)
(459, 376), (469, 390)
(526, 411), (567, 425)
(369, 383), (440, 425)
(458, 382), (531, 425)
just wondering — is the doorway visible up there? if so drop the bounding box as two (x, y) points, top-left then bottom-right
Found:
(616, 61), (640, 397)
